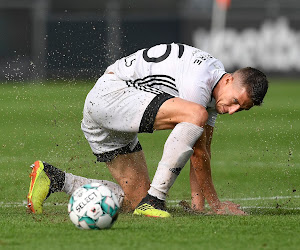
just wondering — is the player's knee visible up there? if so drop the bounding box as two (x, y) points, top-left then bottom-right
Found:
(185, 104), (208, 127)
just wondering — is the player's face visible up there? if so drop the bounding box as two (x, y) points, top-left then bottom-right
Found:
(215, 80), (254, 115)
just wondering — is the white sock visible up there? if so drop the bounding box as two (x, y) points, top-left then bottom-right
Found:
(149, 122), (204, 200)
(63, 173), (125, 206)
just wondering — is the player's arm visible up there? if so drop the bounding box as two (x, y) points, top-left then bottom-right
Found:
(190, 125), (246, 215)
(190, 124), (218, 211)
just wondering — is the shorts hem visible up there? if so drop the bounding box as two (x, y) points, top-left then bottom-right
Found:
(139, 93), (174, 133)
(94, 141), (143, 162)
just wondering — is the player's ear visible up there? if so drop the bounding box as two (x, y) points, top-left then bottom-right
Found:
(225, 73), (233, 85)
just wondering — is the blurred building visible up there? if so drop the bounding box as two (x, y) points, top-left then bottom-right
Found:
(0, 0), (300, 81)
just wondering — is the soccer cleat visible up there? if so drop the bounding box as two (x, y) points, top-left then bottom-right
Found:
(27, 160), (65, 214)
(133, 194), (171, 218)
(27, 161), (51, 214)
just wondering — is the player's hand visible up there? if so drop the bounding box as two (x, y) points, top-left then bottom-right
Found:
(214, 201), (247, 215)
(179, 200), (204, 214)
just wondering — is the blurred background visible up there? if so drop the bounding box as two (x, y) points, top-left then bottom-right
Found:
(0, 0), (300, 82)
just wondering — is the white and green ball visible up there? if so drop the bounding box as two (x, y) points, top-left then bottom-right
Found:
(68, 183), (119, 230)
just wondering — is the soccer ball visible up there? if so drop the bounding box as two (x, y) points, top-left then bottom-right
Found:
(68, 183), (119, 230)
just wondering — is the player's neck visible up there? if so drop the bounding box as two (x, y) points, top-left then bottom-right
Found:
(212, 75), (226, 100)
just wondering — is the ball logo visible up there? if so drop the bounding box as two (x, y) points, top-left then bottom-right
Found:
(69, 184), (119, 230)
(76, 191), (98, 213)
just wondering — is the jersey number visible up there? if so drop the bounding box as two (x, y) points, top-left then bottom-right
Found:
(142, 43), (184, 63)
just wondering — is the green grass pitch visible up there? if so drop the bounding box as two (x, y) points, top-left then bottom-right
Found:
(0, 79), (299, 249)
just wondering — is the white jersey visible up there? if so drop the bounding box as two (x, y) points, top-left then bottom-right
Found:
(106, 43), (226, 127)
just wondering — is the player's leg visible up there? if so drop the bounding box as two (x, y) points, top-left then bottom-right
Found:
(27, 160), (125, 214)
(152, 98), (208, 198)
(106, 150), (150, 212)
(134, 98), (208, 216)
(153, 97), (209, 130)
(62, 173), (125, 206)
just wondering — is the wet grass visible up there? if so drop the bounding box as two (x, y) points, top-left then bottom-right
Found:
(1, 205), (300, 250)
(0, 79), (300, 249)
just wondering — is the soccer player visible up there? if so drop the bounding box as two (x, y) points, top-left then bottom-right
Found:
(27, 43), (268, 217)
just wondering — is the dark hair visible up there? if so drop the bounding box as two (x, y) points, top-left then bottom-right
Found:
(234, 67), (269, 106)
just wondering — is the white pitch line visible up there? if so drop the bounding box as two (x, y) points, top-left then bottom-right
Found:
(167, 195), (300, 203)
(242, 206), (300, 210)
(1, 203), (300, 210)
(0, 201), (66, 208)
(225, 195), (300, 201)
(1, 195), (300, 208)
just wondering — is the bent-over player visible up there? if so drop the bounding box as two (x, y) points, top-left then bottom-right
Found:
(27, 43), (268, 217)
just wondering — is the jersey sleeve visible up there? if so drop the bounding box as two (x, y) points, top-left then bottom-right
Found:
(106, 49), (146, 81)
(178, 57), (225, 108)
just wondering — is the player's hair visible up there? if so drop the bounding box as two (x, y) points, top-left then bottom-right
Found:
(234, 67), (269, 106)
